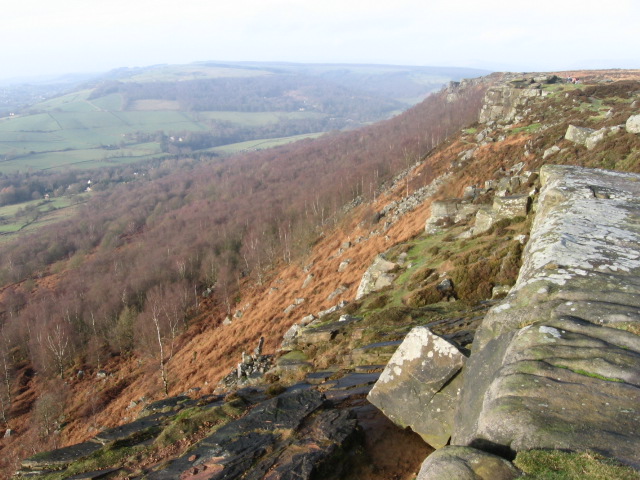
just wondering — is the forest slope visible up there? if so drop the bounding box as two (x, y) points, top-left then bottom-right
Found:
(2, 69), (640, 478)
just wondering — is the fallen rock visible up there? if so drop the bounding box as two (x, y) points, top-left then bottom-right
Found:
(301, 273), (314, 289)
(542, 145), (560, 159)
(627, 114), (640, 134)
(338, 259), (351, 272)
(472, 206), (499, 235)
(493, 194), (530, 218)
(565, 124), (596, 145)
(425, 200), (481, 234)
(355, 255), (398, 300)
(416, 446), (520, 480)
(368, 327), (466, 448)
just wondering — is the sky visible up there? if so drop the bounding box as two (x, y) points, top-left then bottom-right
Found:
(1, 0), (638, 81)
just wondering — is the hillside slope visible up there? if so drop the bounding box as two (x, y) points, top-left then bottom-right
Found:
(3, 69), (640, 479)
(0, 62), (486, 173)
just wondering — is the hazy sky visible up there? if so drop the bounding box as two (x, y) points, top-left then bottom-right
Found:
(1, 0), (638, 80)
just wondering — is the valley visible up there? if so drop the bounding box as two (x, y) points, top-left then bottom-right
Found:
(0, 69), (639, 479)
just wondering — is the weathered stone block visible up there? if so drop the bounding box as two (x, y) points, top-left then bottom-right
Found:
(565, 124), (596, 145)
(454, 165), (640, 469)
(367, 327), (466, 448)
(493, 194), (530, 218)
(355, 255), (397, 299)
(627, 114), (640, 134)
(426, 200), (480, 234)
(416, 446), (520, 480)
(472, 206), (498, 235)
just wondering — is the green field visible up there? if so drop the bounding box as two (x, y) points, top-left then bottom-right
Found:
(0, 196), (83, 240)
(0, 93), (330, 173)
(209, 133), (325, 155)
(0, 62), (487, 173)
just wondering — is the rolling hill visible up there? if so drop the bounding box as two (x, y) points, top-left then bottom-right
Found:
(0, 62), (488, 173)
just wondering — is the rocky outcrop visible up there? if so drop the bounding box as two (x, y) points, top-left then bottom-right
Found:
(148, 390), (359, 480)
(417, 446), (520, 480)
(454, 165), (640, 468)
(219, 338), (274, 390)
(355, 255), (398, 299)
(478, 75), (556, 124)
(367, 327), (466, 448)
(425, 200), (480, 234)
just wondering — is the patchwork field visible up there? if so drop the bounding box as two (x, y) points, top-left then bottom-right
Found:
(0, 62), (488, 173)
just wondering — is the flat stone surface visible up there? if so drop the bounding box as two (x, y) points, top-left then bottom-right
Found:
(297, 316), (359, 345)
(305, 370), (336, 384)
(455, 165), (640, 469)
(139, 395), (192, 417)
(417, 446), (520, 480)
(350, 340), (402, 364)
(368, 327), (466, 447)
(21, 442), (103, 469)
(148, 389), (358, 480)
(326, 372), (380, 391)
(92, 413), (165, 445)
(67, 468), (121, 479)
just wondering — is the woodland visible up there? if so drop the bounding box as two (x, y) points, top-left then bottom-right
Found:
(0, 81), (487, 448)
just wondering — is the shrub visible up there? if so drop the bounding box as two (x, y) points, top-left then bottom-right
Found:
(404, 284), (442, 308)
(366, 294), (390, 310)
(407, 267), (437, 290)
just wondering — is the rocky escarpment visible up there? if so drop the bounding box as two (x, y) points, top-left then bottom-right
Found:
(412, 165), (640, 477)
(455, 165), (640, 458)
(11, 71), (640, 480)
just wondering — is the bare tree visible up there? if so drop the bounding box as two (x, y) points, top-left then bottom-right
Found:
(138, 283), (188, 396)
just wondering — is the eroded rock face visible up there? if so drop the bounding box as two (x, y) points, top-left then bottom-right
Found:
(148, 390), (358, 480)
(454, 165), (640, 468)
(368, 327), (466, 448)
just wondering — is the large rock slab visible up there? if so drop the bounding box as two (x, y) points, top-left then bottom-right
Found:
(564, 124), (596, 145)
(627, 114), (640, 134)
(417, 446), (520, 480)
(92, 413), (165, 445)
(148, 389), (359, 480)
(21, 442), (103, 469)
(368, 327), (466, 448)
(454, 165), (640, 469)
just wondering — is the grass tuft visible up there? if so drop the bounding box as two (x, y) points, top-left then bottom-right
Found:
(514, 449), (640, 479)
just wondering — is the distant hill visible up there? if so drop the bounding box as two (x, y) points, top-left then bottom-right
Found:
(0, 62), (488, 173)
